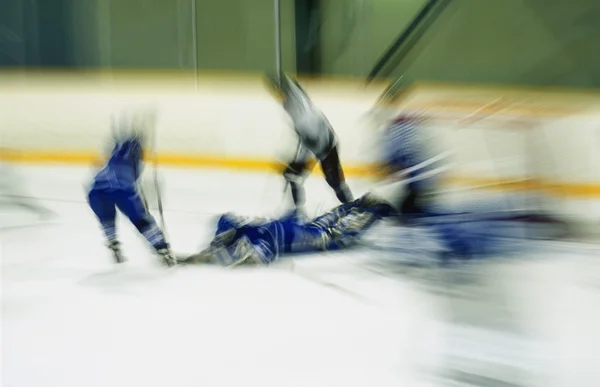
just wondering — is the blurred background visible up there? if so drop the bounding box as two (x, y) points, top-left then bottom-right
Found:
(1, 0), (599, 85)
(2, 2), (600, 387)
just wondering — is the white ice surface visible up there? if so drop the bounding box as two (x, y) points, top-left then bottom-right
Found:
(1, 165), (600, 387)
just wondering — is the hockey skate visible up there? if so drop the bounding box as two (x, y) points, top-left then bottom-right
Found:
(157, 248), (177, 267)
(108, 240), (125, 263)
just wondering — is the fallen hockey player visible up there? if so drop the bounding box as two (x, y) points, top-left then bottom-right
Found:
(178, 188), (570, 268)
(178, 193), (395, 267)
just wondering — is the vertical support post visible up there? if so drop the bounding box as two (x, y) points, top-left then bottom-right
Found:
(191, 0), (199, 89)
(274, 0), (282, 77)
(23, 0), (40, 66)
(35, 0), (72, 66)
(294, 0), (321, 75)
(97, 0), (112, 70)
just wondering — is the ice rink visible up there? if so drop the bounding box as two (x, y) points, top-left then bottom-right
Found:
(2, 165), (600, 387)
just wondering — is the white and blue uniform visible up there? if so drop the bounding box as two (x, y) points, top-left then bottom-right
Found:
(283, 81), (337, 163)
(184, 195), (396, 266)
(380, 114), (448, 220)
(382, 115), (445, 193)
(376, 114), (563, 258)
(185, 192), (555, 266)
(91, 137), (144, 192)
(280, 77), (353, 207)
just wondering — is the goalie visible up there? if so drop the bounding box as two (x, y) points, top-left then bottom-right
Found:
(178, 193), (396, 266)
(178, 185), (572, 267)
(177, 189), (548, 267)
(86, 109), (176, 266)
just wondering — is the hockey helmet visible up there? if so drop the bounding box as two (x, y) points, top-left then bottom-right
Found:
(264, 73), (310, 103)
(110, 106), (157, 148)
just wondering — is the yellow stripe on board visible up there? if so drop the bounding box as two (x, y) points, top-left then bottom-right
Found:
(447, 177), (600, 197)
(2, 150), (600, 198)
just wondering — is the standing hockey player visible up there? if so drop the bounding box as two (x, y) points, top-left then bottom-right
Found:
(266, 74), (353, 212)
(87, 110), (176, 266)
(372, 79), (449, 224)
(380, 114), (446, 223)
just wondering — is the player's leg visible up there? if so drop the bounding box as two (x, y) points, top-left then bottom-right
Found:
(313, 194), (395, 248)
(181, 229), (272, 267)
(87, 189), (124, 263)
(181, 217), (284, 266)
(311, 198), (360, 230)
(113, 189), (175, 266)
(217, 234), (271, 267)
(320, 146), (353, 203)
(220, 213), (335, 260)
(398, 183), (429, 224)
(283, 160), (310, 209)
(178, 213), (259, 265)
(311, 193), (384, 228)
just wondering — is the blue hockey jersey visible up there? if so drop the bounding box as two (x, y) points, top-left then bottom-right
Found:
(210, 196), (395, 265)
(382, 115), (444, 192)
(91, 137), (144, 191)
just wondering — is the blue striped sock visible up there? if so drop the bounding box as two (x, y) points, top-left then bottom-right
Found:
(101, 222), (117, 241)
(142, 224), (167, 250)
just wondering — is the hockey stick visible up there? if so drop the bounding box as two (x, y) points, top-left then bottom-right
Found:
(154, 165), (166, 233)
(274, 0), (282, 79)
(282, 138), (303, 194)
(146, 108), (167, 236)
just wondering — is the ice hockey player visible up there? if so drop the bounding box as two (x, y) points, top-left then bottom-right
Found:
(374, 78), (569, 240)
(177, 193), (396, 266)
(265, 73), (353, 213)
(86, 110), (176, 266)
(179, 183), (571, 267)
(369, 78), (449, 224)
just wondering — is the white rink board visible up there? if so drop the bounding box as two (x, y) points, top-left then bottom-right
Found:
(1, 78), (599, 223)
